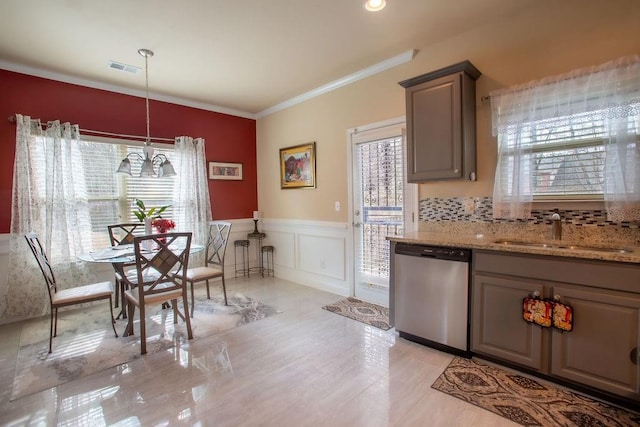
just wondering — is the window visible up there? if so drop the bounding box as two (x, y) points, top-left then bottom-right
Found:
(491, 55), (640, 220)
(497, 112), (617, 200)
(30, 136), (177, 251)
(357, 135), (405, 279)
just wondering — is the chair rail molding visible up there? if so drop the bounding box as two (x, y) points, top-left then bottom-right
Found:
(0, 218), (353, 319)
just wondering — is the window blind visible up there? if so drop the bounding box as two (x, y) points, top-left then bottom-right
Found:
(357, 135), (404, 279)
(497, 111), (615, 198)
(78, 138), (176, 250)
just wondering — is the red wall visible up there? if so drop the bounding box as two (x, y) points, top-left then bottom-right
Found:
(0, 69), (257, 233)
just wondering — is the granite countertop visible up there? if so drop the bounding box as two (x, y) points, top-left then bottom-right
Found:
(388, 231), (640, 265)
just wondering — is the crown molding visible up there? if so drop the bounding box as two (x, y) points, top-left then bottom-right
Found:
(1, 49), (416, 122)
(0, 60), (256, 120)
(256, 49), (416, 118)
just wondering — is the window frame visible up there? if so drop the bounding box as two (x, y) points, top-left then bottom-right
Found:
(79, 135), (177, 250)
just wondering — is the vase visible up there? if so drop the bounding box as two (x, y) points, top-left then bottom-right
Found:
(157, 227), (167, 245)
(143, 218), (153, 250)
(144, 217), (152, 235)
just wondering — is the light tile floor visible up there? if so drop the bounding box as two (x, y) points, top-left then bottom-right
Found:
(0, 277), (516, 426)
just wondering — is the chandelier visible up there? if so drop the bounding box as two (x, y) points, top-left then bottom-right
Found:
(116, 48), (176, 178)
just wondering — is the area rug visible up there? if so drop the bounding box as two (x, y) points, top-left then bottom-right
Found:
(11, 293), (279, 401)
(322, 297), (390, 330)
(432, 357), (640, 426)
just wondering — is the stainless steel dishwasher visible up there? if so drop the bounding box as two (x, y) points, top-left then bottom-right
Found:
(393, 243), (471, 356)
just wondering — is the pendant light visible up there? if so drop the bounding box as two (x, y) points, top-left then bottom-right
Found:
(116, 48), (176, 178)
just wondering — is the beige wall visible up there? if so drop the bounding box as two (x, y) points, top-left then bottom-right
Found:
(256, 0), (640, 222)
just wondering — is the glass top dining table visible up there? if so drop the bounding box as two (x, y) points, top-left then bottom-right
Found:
(78, 243), (205, 264)
(78, 243), (205, 320)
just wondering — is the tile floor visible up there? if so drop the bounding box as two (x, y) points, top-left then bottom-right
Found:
(0, 276), (517, 426)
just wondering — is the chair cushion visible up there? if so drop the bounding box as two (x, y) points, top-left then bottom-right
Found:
(124, 283), (183, 306)
(175, 266), (223, 282)
(124, 269), (161, 286)
(52, 281), (113, 305)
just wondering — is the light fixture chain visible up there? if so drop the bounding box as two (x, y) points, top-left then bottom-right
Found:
(116, 48), (176, 178)
(145, 53), (150, 145)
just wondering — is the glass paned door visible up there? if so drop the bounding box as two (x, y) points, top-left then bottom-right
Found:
(352, 128), (406, 306)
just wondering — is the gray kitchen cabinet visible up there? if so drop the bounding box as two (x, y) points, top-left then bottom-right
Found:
(472, 250), (640, 403)
(399, 61), (480, 182)
(472, 274), (546, 371)
(550, 284), (640, 398)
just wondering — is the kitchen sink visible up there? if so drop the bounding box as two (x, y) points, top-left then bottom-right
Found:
(493, 240), (634, 254)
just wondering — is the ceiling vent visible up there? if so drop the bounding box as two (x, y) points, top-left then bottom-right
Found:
(108, 60), (140, 74)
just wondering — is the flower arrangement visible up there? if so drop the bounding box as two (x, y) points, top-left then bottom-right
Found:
(152, 218), (176, 234)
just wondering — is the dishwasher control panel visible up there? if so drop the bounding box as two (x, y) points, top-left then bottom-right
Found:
(395, 243), (470, 262)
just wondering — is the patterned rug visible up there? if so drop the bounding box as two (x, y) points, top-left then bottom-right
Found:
(11, 293), (279, 401)
(432, 357), (640, 426)
(322, 297), (390, 330)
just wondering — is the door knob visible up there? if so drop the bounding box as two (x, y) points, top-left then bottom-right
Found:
(630, 347), (638, 365)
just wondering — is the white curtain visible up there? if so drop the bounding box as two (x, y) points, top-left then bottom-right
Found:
(1, 115), (97, 324)
(490, 55), (640, 221)
(172, 136), (212, 249)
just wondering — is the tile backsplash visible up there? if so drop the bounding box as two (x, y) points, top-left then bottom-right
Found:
(418, 197), (640, 246)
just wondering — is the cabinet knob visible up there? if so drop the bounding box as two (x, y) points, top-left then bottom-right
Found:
(631, 348), (639, 365)
(531, 291), (541, 298)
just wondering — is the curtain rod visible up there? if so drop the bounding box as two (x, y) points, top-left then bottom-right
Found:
(7, 115), (175, 143)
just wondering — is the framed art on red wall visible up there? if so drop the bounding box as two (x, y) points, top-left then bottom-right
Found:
(209, 162), (243, 180)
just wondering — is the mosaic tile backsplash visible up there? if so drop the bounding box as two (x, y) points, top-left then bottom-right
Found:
(419, 197), (640, 246)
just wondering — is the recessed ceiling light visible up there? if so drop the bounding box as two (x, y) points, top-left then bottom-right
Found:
(364, 0), (386, 12)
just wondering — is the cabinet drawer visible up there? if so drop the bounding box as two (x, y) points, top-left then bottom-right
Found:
(474, 250), (640, 294)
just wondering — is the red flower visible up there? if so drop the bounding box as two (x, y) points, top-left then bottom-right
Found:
(152, 218), (176, 232)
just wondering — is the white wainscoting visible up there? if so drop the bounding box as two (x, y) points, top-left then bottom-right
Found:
(259, 219), (351, 297)
(0, 218), (352, 307)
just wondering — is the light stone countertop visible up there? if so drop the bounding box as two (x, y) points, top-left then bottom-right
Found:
(388, 231), (640, 265)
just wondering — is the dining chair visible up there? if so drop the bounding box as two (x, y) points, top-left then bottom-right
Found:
(124, 232), (193, 355)
(174, 221), (232, 316)
(25, 233), (118, 353)
(107, 223), (154, 317)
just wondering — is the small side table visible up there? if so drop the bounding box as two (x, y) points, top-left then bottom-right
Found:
(234, 239), (250, 277)
(261, 245), (274, 277)
(247, 232), (266, 275)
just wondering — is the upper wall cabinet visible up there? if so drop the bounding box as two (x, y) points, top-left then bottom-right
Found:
(399, 61), (481, 182)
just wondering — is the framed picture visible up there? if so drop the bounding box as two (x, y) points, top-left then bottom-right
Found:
(279, 142), (316, 189)
(209, 162), (243, 180)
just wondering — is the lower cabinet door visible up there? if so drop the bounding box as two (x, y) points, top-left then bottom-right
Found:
(472, 274), (545, 370)
(551, 285), (640, 400)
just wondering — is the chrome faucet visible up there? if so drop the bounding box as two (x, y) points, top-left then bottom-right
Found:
(551, 212), (562, 240)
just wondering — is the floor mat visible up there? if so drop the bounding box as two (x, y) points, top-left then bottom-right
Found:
(322, 297), (390, 330)
(432, 356), (640, 426)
